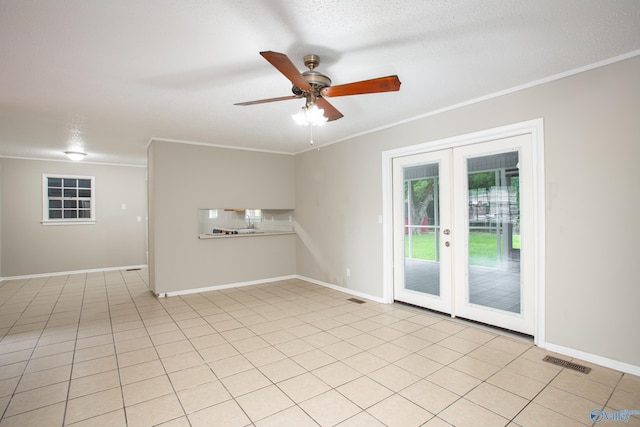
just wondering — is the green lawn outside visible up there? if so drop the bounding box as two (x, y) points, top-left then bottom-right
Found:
(405, 231), (520, 268)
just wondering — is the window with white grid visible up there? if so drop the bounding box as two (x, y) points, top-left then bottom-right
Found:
(42, 175), (96, 224)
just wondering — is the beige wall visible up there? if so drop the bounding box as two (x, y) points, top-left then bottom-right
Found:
(295, 56), (640, 368)
(0, 158), (147, 277)
(0, 160), (2, 277)
(147, 141), (296, 294)
(0, 161), (2, 277)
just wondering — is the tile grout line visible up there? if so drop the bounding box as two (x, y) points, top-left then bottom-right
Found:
(110, 269), (132, 427)
(58, 272), (85, 427)
(502, 354), (565, 425)
(1, 273), (637, 426)
(119, 269), (189, 425)
(1, 273), (77, 424)
(0, 277), (36, 421)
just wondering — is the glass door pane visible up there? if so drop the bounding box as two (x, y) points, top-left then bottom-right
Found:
(453, 134), (534, 335)
(466, 152), (521, 313)
(404, 173), (440, 296)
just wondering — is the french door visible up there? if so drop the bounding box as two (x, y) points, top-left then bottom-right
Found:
(393, 134), (535, 335)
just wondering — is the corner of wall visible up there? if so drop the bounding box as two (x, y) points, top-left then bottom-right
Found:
(0, 158), (3, 278)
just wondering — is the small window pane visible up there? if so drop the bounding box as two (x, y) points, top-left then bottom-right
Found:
(78, 189), (91, 197)
(63, 210), (77, 219)
(78, 179), (91, 188)
(79, 200), (91, 209)
(63, 179), (78, 188)
(49, 200), (62, 209)
(64, 189), (77, 197)
(64, 200), (77, 208)
(49, 188), (62, 197)
(78, 210), (91, 218)
(49, 210), (63, 219)
(48, 177), (62, 187)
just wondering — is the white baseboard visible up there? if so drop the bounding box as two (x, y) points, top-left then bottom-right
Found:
(543, 342), (640, 376)
(0, 264), (148, 282)
(161, 275), (297, 297)
(158, 275), (387, 304)
(294, 275), (387, 304)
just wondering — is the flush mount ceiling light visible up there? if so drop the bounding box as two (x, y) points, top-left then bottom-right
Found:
(64, 151), (87, 161)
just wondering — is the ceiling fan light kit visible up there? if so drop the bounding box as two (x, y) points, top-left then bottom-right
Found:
(292, 104), (327, 127)
(235, 51), (401, 130)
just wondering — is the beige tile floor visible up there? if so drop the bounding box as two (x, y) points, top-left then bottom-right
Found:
(0, 269), (638, 426)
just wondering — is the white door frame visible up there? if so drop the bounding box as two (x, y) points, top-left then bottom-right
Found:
(381, 119), (546, 346)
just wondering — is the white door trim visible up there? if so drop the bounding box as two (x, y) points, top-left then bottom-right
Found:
(381, 119), (546, 345)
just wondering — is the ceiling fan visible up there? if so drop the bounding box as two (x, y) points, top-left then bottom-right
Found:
(235, 51), (401, 124)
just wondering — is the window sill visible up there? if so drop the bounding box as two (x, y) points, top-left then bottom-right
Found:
(41, 220), (97, 226)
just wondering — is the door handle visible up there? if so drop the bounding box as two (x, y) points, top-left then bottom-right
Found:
(443, 229), (450, 235)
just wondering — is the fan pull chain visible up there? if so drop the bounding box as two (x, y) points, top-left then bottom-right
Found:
(311, 125), (322, 150)
(309, 124), (321, 146)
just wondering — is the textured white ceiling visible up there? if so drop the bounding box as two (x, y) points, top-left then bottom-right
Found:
(1, 0), (639, 165)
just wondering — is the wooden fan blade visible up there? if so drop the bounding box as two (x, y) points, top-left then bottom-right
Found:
(234, 95), (301, 106)
(316, 97), (344, 122)
(260, 51), (311, 91)
(321, 75), (401, 98)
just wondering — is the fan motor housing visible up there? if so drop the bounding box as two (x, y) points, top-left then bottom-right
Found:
(292, 71), (331, 95)
(292, 54), (331, 95)
(303, 70), (331, 88)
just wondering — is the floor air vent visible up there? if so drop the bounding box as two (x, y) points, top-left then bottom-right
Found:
(347, 298), (366, 304)
(543, 355), (591, 374)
